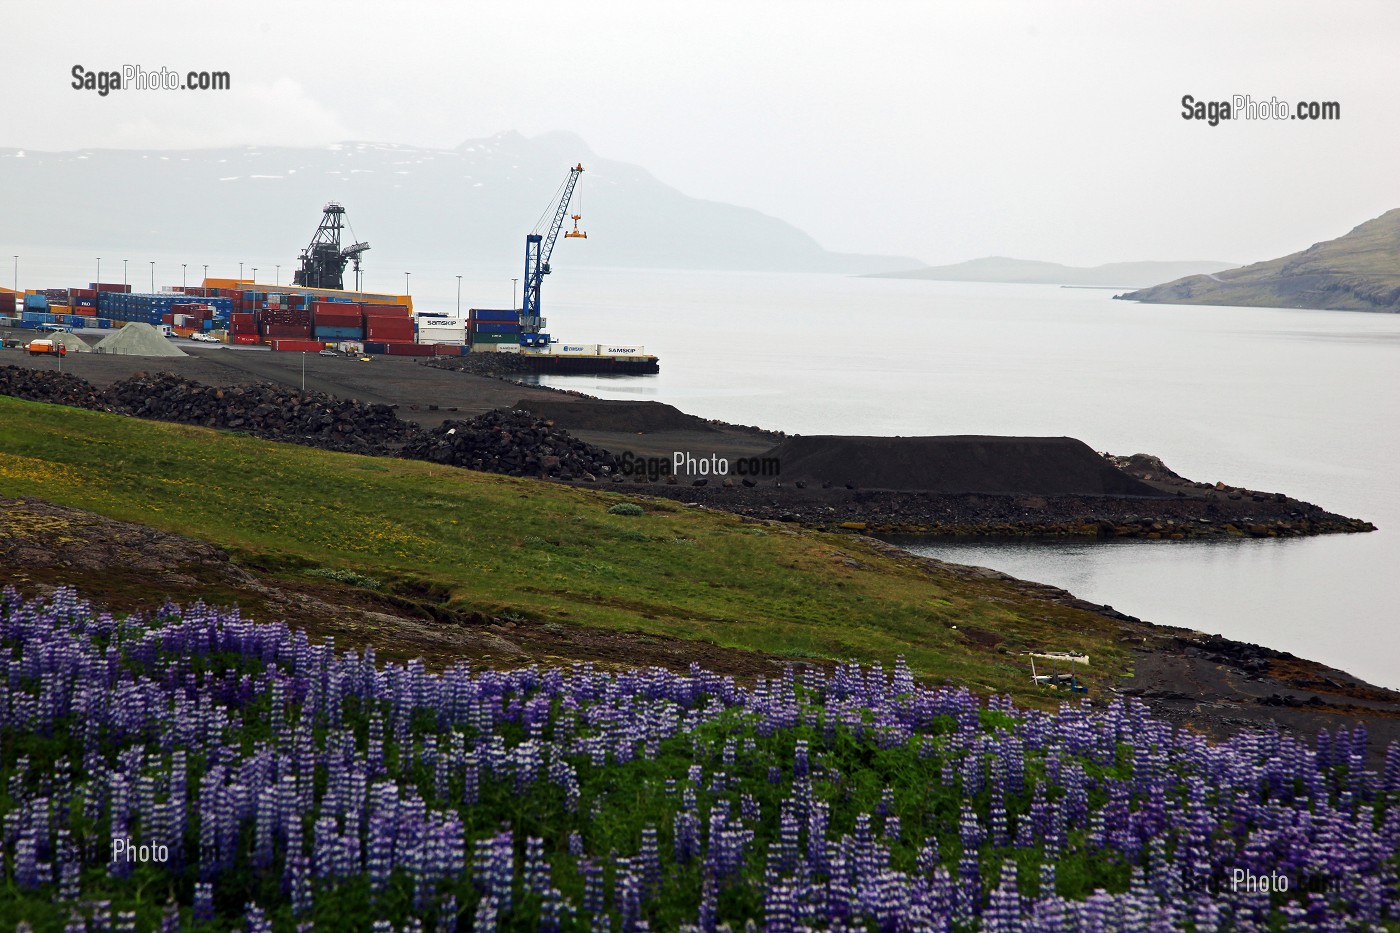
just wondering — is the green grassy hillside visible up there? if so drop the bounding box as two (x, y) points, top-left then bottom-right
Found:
(1118, 208), (1400, 311)
(0, 396), (1131, 698)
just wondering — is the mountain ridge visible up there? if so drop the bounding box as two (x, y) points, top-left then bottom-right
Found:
(0, 132), (919, 275)
(866, 256), (1236, 287)
(1115, 209), (1400, 312)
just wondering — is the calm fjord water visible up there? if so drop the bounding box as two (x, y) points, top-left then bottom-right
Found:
(524, 269), (1400, 690)
(14, 253), (1398, 688)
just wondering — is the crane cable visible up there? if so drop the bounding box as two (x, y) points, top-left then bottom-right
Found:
(530, 175), (572, 236)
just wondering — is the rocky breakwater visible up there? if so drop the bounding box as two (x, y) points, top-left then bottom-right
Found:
(104, 373), (417, 454)
(0, 367), (113, 409)
(584, 436), (1374, 538)
(0, 365), (619, 483)
(399, 409), (622, 480)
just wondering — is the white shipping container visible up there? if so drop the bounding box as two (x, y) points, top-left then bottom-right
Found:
(601, 345), (646, 355)
(416, 317), (464, 329)
(553, 343), (600, 356)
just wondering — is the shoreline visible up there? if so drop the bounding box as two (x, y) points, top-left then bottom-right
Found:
(0, 349), (1391, 756)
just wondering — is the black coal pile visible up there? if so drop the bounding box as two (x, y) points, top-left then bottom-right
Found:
(102, 373), (418, 453)
(0, 366), (111, 410)
(401, 409), (622, 480)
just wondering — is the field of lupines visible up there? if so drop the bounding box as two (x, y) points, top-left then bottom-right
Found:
(1, 588), (1397, 932)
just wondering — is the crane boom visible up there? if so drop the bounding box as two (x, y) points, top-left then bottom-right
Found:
(521, 163), (584, 339)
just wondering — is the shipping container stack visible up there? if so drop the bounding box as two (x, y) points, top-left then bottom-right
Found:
(467, 309), (522, 352)
(415, 313), (467, 348)
(97, 289), (233, 328)
(164, 303), (219, 335)
(364, 303), (414, 351)
(262, 298), (313, 340)
(311, 302), (364, 343)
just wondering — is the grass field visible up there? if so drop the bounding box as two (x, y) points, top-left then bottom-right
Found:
(0, 395), (1132, 699)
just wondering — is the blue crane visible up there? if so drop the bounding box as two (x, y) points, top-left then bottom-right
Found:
(520, 163), (586, 346)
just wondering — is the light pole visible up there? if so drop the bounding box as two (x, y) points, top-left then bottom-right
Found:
(149, 261), (155, 292)
(182, 264), (187, 289)
(512, 278), (518, 310)
(203, 264), (208, 285)
(239, 262), (243, 281)
(404, 272), (410, 296)
(275, 264), (280, 286)
(96, 258), (101, 291)
(252, 268), (258, 287)
(456, 275), (461, 317)
(123, 259), (128, 288)
(12, 255), (16, 295)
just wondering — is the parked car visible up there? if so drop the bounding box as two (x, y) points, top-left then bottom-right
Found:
(318, 348), (338, 357)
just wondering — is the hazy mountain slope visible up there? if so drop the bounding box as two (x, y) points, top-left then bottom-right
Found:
(0, 131), (918, 274)
(1116, 209), (1400, 312)
(867, 256), (1236, 287)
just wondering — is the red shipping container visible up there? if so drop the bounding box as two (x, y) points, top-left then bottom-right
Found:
(162, 313), (175, 325)
(265, 324), (312, 338)
(313, 309), (363, 325)
(232, 334), (262, 345)
(74, 308), (97, 317)
(367, 319), (414, 332)
(363, 304), (410, 317)
(385, 342), (437, 356)
(269, 339), (327, 353)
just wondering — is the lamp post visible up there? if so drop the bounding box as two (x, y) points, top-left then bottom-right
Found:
(12, 255), (16, 295)
(404, 272), (410, 296)
(123, 259), (128, 288)
(512, 278), (518, 310)
(96, 258), (101, 292)
(456, 275), (461, 317)
(252, 268), (258, 287)
(239, 262), (244, 281)
(149, 261), (155, 292)
(275, 264), (280, 286)
(203, 264), (208, 284)
(182, 264), (187, 289)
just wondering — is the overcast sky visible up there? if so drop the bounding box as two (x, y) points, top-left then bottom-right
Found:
(3, 0), (1398, 266)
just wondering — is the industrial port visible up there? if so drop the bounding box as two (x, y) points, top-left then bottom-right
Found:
(0, 163), (660, 374)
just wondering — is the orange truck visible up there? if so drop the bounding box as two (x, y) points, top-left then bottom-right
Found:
(26, 339), (56, 356)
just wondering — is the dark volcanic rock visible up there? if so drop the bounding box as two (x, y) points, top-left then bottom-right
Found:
(398, 409), (621, 479)
(0, 367), (112, 409)
(761, 434), (1165, 496)
(102, 373), (417, 453)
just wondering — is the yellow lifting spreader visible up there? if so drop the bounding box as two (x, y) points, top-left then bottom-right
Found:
(564, 213), (587, 239)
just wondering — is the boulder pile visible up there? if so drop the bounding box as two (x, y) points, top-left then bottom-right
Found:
(0, 364), (616, 480)
(0, 367), (112, 409)
(103, 373), (415, 453)
(400, 409), (622, 480)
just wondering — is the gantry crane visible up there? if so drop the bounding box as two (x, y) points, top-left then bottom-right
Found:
(520, 164), (585, 344)
(293, 202), (371, 291)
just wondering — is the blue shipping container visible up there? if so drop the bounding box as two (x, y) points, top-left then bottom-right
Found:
(313, 326), (362, 340)
(471, 322), (520, 334)
(471, 309), (518, 322)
